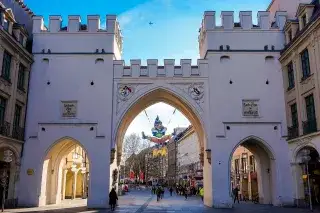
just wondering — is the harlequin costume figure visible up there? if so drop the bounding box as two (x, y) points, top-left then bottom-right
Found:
(142, 116), (171, 144)
(142, 116), (171, 157)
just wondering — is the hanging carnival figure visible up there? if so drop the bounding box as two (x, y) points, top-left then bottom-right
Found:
(142, 116), (172, 157)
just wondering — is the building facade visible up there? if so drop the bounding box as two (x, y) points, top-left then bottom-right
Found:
(280, 0), (320, 207)
(0, 2), (33, 208)
(175, 126), (202, 187)
(17, 2), (298, 209)
(230, 146), (258, 201)
(167, 127), (187, 186)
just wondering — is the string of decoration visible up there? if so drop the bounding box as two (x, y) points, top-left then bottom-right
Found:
(144, 109), (152, 126)
(166, 108), (177, 126)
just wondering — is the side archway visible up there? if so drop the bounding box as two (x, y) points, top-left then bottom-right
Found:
(38, 137), (90, 206)
(229, 136), (276, 205)
(292, 145), (320, 207)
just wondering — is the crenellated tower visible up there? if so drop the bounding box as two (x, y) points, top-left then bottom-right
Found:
(32, 15), (122, 59)
(199, 11), (287, 58)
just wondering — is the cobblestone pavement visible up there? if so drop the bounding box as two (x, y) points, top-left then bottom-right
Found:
(4, 190), (319, 212)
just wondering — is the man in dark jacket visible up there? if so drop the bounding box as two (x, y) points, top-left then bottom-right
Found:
(109, 188), (118, 211)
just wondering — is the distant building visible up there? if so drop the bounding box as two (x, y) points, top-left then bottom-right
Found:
(175, 126), (202, 187)
(167, 127), (187, 186)
(230, 146), (258, 200)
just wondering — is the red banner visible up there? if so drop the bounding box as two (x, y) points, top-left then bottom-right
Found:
(139, 171), (144, 181)
(130, 171), (135, 179)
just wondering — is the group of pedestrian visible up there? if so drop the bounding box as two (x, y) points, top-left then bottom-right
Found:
(151, 185), (165, 201)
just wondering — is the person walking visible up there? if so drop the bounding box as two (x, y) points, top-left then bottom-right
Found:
(199, 187), (204, 201)
(156, 186), (161, 201)
(109, 188), (118, 211)
(233, 186), (240, 204)
(184, 187), (188, 200)
(169, 186), (173, 196)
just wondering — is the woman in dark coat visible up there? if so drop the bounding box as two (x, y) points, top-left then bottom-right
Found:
(109, 188), (118, 211)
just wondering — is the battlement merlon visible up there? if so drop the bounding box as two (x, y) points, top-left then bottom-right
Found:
(114, 59), (208, 78)
(199, 11), (287, 58)
(32, 15), (123, 58)
(32, 15), (120, 34)
(201, 11), (287, 31)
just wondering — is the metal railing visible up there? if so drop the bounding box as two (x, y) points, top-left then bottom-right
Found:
(303, 119), (317, 135)
(288, 125), (299, 139)
(0, 121), (10, 137)
(12, 125), (25, 141)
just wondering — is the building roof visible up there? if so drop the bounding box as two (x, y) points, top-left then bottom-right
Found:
(281, 0), (320, 53)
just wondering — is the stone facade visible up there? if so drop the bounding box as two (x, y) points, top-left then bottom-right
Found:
(280, 0), (320, 207)
(0, 2), (33, 208)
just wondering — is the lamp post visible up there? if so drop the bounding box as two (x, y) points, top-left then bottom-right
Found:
(1, 150), (13, 212)
(300, 149), (312, 211)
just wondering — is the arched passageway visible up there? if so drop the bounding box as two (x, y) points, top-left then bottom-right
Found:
(230, 137), (276, 205)
(0, 146), (19, 207)
(293, 146), (320, 208)
(114, 88), (212, 206)
(39, 137), (89, 206)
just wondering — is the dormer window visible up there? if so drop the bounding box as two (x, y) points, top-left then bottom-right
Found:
(302, 14), (307, 27)
(19, 33), (24, 46)
(3, 18), (9, 31)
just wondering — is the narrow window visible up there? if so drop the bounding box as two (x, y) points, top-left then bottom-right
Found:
(17, 64), (25, 90)
(304, 94), (317, 134)
(287, 62), (295, 89)
(302, 14), (307, 27)
(301, 49), (310, 80)
(290, 103), (298, 127)
(3, 18), (9, 31)
(0, 97), (6, 124)
(1, 51), (12, 81)
(13, 104), (22, 127)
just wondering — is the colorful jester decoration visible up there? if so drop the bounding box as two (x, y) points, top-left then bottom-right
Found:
(142, 116), (171, 157)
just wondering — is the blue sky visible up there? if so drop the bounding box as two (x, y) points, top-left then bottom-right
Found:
(25, 0), (270, 63)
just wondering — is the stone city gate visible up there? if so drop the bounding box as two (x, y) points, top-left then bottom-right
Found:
(18, 11), (295, 208)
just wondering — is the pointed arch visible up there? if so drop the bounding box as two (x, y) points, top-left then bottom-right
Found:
(113, 85), (207, 160)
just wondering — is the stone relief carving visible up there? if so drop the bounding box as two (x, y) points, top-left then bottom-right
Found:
(171, 83), (205, 110)
(116, 83), (151, 114)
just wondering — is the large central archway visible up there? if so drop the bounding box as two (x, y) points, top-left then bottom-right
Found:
(113, 87), (212, 206)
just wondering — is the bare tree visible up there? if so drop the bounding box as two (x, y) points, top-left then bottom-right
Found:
(122, 133), (149, 160)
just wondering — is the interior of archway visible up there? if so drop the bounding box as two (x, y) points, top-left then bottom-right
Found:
(116, 89), (208, 200)
(230, 138), (275, 205)
(39, 138), (89, 206)
(294, 146), (320, 207)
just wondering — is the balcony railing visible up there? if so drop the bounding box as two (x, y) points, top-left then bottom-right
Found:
(12, 125), (25, 141)
(0, 121), (11, 137)
(303, 119), (317, 135)
(288, 125), (299, 139)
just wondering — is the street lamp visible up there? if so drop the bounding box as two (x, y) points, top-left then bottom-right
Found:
(1, 150), (13, 212)
(300, 149), (312, 211)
